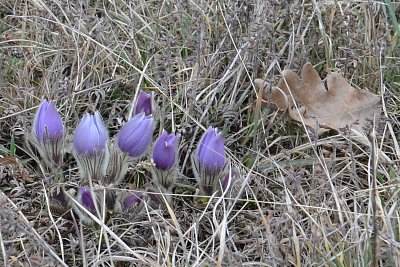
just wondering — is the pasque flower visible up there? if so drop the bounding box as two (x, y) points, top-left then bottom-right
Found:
(197, 127), (225, 174)
(153, 130), (179, 171)
(113, 190), (144, 215)
(34, 100), (64, 142)
(73, 112), (109, 181)
(73, 112), (108, 156)
(192, 127), (227, 196)
(150, 130), (180, 192)
(117, 112), (154, 158)
(122, 192), (143, 211)
(30, 99), (64, 171)
(73, 186), (105, 225)
(77, 186), (96, 213)
(106, 112), (153, 185)
(135, 90), (153, 116)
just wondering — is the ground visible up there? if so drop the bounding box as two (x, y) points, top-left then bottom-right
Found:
(0, 0), (399, 266)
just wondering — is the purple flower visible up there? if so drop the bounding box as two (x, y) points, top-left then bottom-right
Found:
(123, 192), (143, 211)
(30, 99), (65, 169)
(152, 130), (179, 171)
(73, 112), (108, 156)
(135, 91), (152, 116)
(78, 187), (96, 212)
(197, 128), (225, 174)
(117, 112), (154, 157)
(33, 100), (63, 142)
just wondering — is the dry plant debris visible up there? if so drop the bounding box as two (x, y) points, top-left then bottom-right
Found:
(255, 63), (381, 134)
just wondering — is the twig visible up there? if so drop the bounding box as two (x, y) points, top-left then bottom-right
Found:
(370, 126), (378, 267)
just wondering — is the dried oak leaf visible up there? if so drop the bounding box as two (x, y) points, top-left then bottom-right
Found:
(255, 63), (381, 134)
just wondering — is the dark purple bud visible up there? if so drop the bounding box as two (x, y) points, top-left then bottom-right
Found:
(197, 128), (225, 174)
(79, 187), (96, 212)
(117, 112), (154, 157)
(33, 100), (63, 142)
(123, 192), (143, 211)
(135, 91), (152, 116)
(73, 112), (108, 156)
(152, 130), (179, 171)
(147, 189), (163, 206)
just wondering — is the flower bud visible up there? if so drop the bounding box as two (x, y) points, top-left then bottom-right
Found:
(197, 127), (225, 174)
(73, 112), (108, 156)
(135, 90), (153, 116)
(117, 112), (154, 158)
(150, 130), (180, 191)
(29, 99), (64, 171)
(73, 112), (109, 181)
(78, 186), (96, 213)
(152, 130), (179, 171)
(34, 100), (64, 142)
(74, 186), (107, 225)
(192, 127), (227, 196)
(123, 192), (143, 211)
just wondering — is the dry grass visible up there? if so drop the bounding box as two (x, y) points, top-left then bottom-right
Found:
(0, 0), (399, 266)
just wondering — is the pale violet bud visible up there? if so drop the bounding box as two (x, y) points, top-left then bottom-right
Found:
(197, 127), (225, 175)
(73, 112), (108, 156)
(34, 99), (64, 143)
(117, 112), (154, 158)
(152, 130), (179, 171)
(135, 90), (153, 116)
(192, 127), (227, 196)
(73, 112), (109, 181)
(30, 99), (64, 170)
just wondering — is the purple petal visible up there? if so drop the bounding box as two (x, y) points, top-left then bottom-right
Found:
(197, 128), (217, 160)
(123, 192), (143, 211)
(34, 100), (63, 142)
(94, 111), (108, 145)
(135, 91), (152, 116)
(117, 113), (154, 157)
(79, 187), (96, 211)
(117, 113), (145, 146)
(152, 129), (178, 170)
(73, 112), (108, 155)
(197, 128), (225, 174)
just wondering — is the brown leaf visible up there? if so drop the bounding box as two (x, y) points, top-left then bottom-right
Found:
(256, 63), (381, 134)
(254, 79), (288, 111)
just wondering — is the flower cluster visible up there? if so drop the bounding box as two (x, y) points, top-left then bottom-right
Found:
(30, 91), (235, 225)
